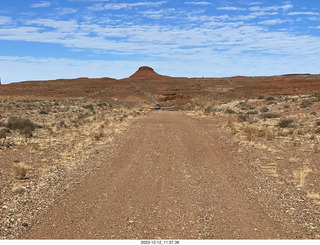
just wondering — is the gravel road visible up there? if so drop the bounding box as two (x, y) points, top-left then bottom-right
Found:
(23, 111), (306, 239)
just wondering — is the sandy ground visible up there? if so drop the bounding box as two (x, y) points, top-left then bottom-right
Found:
(20, 111), (317, 239)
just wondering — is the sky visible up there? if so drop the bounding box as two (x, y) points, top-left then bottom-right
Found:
(0, 0), (320, 83)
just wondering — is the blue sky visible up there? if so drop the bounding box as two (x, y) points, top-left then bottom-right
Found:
(0, 0), (320, 83)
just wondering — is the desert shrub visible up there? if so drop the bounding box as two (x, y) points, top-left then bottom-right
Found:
(283, 104), (290, 109)
(59, 120), (67, 128)
(247, 110), (258, 115)
(316, 120), (320, 126)
(98, 102), (108, 108)
(258, 95), (265, 100)
(266, 96), (275, 101)
(257, 129), (266, 137)
(239, 102), (255, 110)
(83, 104), (94, 111)
(6, 117), (36, 136)
(204, 106), (215, 114)
(39, 109), (49, 115)
(267, 101), (277, 105)
(225, 108), (235, 114)
(12, 163), (31, 180)
(242, 125), (257, 135)
(260, 106), (269, 113)
(315, 128), (320, 134)
(261, 112), (281, 119)
(0, 127), (10, 138)
(0, 130), (6, 139)
(278, 118), (298, 128)
(313, 93), (320, 101)
(300, 100), (313, 108)
(238, 114), (249, 122)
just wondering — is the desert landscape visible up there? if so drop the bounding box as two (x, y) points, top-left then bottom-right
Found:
(1, 66), (320, 239)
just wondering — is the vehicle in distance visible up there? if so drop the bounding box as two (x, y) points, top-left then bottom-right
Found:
(141, 104), (175, 110)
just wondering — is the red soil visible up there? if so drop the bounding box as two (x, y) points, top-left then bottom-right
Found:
(0, 67), (319, 107)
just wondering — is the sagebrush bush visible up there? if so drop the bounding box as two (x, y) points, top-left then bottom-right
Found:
(247, 110), (258, 115)
(225, 108), (235, 114)
(238, 114), (249, 122)
(6, 116), (36, 136)
(261, 112), (281, 119)
(300, 100), (313, 108)
(278, 118), (298, 128)
(239, 102), (255, 110)
(83, 104), (94, 111)
(266, 96), (275, 101)
(204, 106), (215, 114)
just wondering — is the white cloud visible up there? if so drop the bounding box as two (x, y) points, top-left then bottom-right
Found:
(249, 4), (293, 12)
(55, 8), (78, 15)
(0, 16), (11, 25)
(31, 1), (52, 8)
(217, 7), (246, 11)
(288, 12), (320, 16)
(248, 2), (263, 5)
(27, 19), (79, 33)
(185, 1), (211, 5)
(258, 19), (287, 25)
(103, 1), (166, 10)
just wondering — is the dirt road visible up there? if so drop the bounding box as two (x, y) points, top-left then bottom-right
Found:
(23, 111), (306, 239)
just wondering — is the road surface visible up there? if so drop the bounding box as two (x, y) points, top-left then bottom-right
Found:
(24, 111), (303, 239)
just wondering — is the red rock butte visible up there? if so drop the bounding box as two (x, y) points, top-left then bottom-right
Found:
(129, 66), (163, 79)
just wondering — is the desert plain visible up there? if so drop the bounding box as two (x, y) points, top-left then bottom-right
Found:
(1, 66), (320, 239)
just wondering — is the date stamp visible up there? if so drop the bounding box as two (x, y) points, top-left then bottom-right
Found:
(141, 240), (180, 245)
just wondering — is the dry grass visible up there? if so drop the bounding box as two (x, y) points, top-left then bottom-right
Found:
(307, 192), (320, 205)
(12, 183), (25, 193)
(12, 162), (31, 180)
(260, 162), (279, 177)
(293, 166), (312, 188)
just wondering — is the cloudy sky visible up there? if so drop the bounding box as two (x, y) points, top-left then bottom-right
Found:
(0, 0), (320, 83)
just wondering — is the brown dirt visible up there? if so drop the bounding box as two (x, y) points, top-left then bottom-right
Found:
(19, 111), (317, 239)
